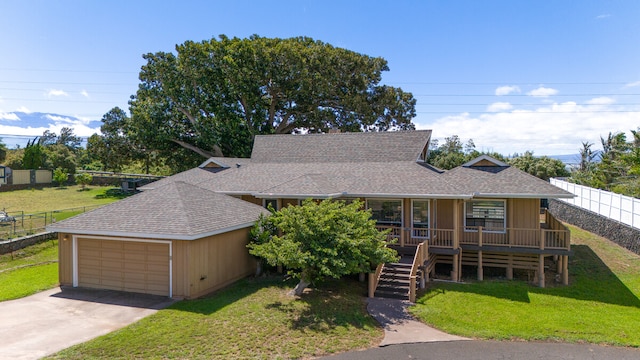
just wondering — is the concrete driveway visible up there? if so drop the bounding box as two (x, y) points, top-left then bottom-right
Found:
(0, 287), (175, 360)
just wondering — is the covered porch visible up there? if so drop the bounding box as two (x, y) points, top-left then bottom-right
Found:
(368, 198), (571, 301)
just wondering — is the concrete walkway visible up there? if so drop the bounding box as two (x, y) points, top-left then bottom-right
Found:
(0, 287), (175, 360)
(366, 297), (469, 346)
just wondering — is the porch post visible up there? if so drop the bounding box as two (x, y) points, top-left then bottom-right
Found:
(477, 250), (483, 281)
(562, 255), (569, 285)
(368, 273), (375, 298)
(451, 199), (461, 282)
(538, 254), (545, 288)
(506, 254), (513, 280)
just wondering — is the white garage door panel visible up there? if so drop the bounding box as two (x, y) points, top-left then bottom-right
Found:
(77, 238), (170, 296)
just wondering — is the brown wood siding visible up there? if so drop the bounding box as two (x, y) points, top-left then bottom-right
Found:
(76, 238), (170, 296)
(175, 227), (256, 299)
(403, 198), (411, 229)
(471, 159), (499, 166)
(435, 199), (455, 229)
(509, 198), (540, 229)
(171, 240), (190, 299)
(241, 195), (262, 206)
(58, 233), (73, 286)
(282, 199), (298, 207)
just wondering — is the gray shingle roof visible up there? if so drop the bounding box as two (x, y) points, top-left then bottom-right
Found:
(442, 165), (573, 197)
(140, 157), (251, 190)
(48, 181), (270, 240)
(139, 167), (217, 190)
(51, 132), (572, 239)
(250, 130), (432, 163)
(195, 161), (463, 198)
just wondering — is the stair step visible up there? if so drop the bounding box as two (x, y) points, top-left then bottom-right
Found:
(386, 262), (412, 268)
(381, 270), (411, 277)
(375, 286), (409, 294)
(375, 289), (409, 300)
(378, 278), (411, 286)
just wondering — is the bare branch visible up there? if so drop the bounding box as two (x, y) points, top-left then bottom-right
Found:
(171, 139), (224, 158)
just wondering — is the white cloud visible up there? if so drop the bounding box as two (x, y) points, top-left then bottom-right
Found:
(495, 85), (520, 96)
(415, 101), (640, 156)
(80, 90), (90, 98)
(46, 89), (69, 97)
(586, 97), (615, 106)
(527, 86), (558, 98)
(596, 14), (611, 19)
(45, 113), (95, 127)
(624, 80), (640, 88)
(45, 114), (76, 124)
(15, 106), (31, 113)
(486, 102), (513, 112)
(0, 113), (20, 121)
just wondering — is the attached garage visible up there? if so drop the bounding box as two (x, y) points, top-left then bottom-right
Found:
(51, 181), (269, 299)
(76, 237), (171, 296)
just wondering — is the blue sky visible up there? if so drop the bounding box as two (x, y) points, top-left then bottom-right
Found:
(1, 0), (639, 155)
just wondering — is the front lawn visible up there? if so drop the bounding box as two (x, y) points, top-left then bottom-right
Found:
(0, 240), (59, 301)
(410, 224), (640, 347)
(0, 185), (127, 214)
(49, 277), (382, 359)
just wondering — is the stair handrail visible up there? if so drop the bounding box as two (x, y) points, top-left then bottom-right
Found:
(368, 263), (384, 298)
(409, 239), (429, 302)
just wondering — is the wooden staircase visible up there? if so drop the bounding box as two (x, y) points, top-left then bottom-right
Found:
(374, 259), (413, 300)
(371, 242), (430, 302)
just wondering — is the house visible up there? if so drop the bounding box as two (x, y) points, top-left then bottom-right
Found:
(50, 130), (573, 300)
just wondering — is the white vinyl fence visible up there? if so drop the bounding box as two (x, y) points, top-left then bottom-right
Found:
(551, 178), (640, 230)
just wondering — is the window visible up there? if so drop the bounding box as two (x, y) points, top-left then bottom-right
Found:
(465, 200), (505, 232)
(411, 200), (430, 238)
(367, 199), (402, 227)
(263, 199), (278, 211)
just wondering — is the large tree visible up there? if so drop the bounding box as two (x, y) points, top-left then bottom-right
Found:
(86, 107), (139, 172)
(248, 199), (398, 296)
(128, 35), (416, 163)
(508, 151), (569, 181)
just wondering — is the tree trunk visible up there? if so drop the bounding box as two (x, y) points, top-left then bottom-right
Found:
(255, 259), (263, 277)
(292, 278), (311, 296)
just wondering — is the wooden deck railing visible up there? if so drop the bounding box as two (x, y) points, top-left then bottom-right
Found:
(368, 263), (384, 298)
(376, 210), (570, 251)
(409, 239), (429, 303)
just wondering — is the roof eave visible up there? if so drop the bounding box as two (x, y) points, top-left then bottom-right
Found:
(253, 192), (346, 199)
(472, 193), (576, 199)
(346, 193), (473, 199)
(47, 221), (258, 241)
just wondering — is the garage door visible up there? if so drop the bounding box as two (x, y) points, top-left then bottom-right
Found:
(77, 238), (170, 296)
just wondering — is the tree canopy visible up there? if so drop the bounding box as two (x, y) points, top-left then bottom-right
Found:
(427, 135), (506, 170)
(507, 151), (569, 181)
(248, 199), (398, 296)
(128, 35), (416, 164)
(571, 129), (640, 197)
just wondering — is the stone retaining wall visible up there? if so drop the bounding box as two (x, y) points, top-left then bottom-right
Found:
(0, 232), (58, 255)
(549, 199), (640, 255)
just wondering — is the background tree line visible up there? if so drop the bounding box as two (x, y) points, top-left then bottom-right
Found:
(570, 130), (640, 197)
(1, 34), (636, 199)
(426, 135), (570, 181)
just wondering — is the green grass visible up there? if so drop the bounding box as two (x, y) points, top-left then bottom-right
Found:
(410, 224), (640, 347)
(0, 240), (59, 301)
(0, 185), (127, 214)
(49, 277), (382, 360)
(0, 240), (58, 271)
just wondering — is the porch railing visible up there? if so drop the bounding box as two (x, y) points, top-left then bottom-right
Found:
(409, 239), (429, 302)
(377, 224), (569, 250)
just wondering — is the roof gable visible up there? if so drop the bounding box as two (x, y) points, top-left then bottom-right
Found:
(250, 130), (431, 163)
(462, 155), (509, 167)
(49, 181), (270, 240)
